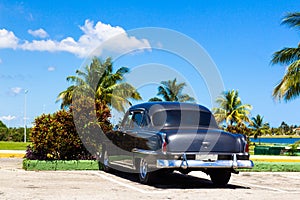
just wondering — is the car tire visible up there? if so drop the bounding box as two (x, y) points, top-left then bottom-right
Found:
(209, 169), (231, 186)
(138, 158), (154, 184)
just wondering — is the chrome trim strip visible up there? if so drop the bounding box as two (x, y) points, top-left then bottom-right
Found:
(157, 159), (254, 169)
(132, 148), (158, 155)
(132, 149), (250, 157)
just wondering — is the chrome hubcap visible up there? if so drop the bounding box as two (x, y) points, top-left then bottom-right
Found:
(140, 159), (147, 179)
(103, 151), (109, 166)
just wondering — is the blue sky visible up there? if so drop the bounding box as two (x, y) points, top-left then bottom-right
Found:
(0, 0), (299, 127)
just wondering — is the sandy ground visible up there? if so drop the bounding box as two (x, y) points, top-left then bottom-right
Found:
(0, 158), (300, 200)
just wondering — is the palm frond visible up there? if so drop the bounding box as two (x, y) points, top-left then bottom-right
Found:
(271, 47), (300, 65)
(56, 85), (77, 109)
(178, 94), (195, 102)
(158, 86), (171, 101)
(273, 60), (300, 101)
(271, 12), (300, 102)
(148, 97), (163, 102)
(281, 12), (300, 29)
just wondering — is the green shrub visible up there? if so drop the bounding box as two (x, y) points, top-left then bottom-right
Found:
(71, 96), (112, 156)
(288, 140), (300, 156)
(28, 110), (93, 160)
(28, 97), (112, 160)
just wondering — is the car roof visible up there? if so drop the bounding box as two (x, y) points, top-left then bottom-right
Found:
(129, 102), (211, 113)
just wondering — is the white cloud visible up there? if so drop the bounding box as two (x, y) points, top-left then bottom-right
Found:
(0, 20), (151, 58)
(28, 28), (49, 38)
(48, 66), (55, 71)
(0, 58), (2, 64)
(0, 29), (19, 49)
(10, 87), (22, 95)
(0, 115), (16, 121)
(21, 39), (57, 52)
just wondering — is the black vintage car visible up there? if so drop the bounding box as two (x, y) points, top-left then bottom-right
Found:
(101, 102), (253, 185)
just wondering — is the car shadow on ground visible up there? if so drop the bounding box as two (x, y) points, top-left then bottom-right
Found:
(107, 169), (250, 190)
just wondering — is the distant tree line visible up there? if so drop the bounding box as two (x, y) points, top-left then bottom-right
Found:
(0, 121), (31, 142)
(212, 89), (299, 138)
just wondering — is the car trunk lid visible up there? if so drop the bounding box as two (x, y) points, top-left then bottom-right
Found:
(164, 128), (243, 153)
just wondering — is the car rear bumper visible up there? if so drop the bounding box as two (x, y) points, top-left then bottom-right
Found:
(157, 159), (254, 169)
(156, 154), (254, 169)
(132, 149), (254, 169)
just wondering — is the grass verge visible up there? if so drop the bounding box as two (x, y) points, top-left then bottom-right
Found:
(240, 161), (300, 172)
(23, 159), (103, 171)
(0, 141), (30, 150)
(23, 159), (300, 172)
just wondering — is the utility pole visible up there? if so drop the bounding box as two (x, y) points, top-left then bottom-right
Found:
(24, 89), (28, 143)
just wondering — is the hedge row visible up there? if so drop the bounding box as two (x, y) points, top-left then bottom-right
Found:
(27, 97), (112, 160)
(23, 159), (102, 170)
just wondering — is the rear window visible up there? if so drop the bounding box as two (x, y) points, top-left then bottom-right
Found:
(152, 110), (217, 128)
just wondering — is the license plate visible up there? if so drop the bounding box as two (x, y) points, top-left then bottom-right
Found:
(196, 154), (218, 161)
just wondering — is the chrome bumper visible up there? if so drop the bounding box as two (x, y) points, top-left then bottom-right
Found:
(132, 149), (254, 169)
(157, 153), (254, 169)
(157, 159), (254, 169)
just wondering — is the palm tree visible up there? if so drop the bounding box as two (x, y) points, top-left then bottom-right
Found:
(213, 90), (252, 126)
(148, 78), (195, 102)
(148, 97), (162, 102)
(250, 115), (270, 143)
(57, 57), (142, 112)
(271, 12), (300, 101)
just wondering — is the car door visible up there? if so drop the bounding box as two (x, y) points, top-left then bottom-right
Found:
(111, 110), (144, 169)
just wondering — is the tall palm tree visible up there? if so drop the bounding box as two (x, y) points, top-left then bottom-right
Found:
(271, 12), (300, 101)
(250, 115), (270, 142)
(148, 78), (195, 102)
(57, 57), (142, 112)
(213, 90), (252, 126)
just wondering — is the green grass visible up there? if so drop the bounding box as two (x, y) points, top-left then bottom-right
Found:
(0, 141), (31, 150)
(23, 159), (300, 172)
(240, 161), (300, 172)
(23, 159), (102, 171)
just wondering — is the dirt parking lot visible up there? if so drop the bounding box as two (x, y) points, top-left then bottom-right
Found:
(0, 158), (300, 200)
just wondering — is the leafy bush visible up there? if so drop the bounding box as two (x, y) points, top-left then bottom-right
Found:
(28, 110), (93, 160)
(70, 96), (112, 156)
(288, 140), (300, 156)
(27, 97), (112, 160)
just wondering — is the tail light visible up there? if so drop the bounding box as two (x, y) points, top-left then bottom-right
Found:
(245, 143), (249, 153)
(161, 133), (167, 154)
(242, 135), (249, 153)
